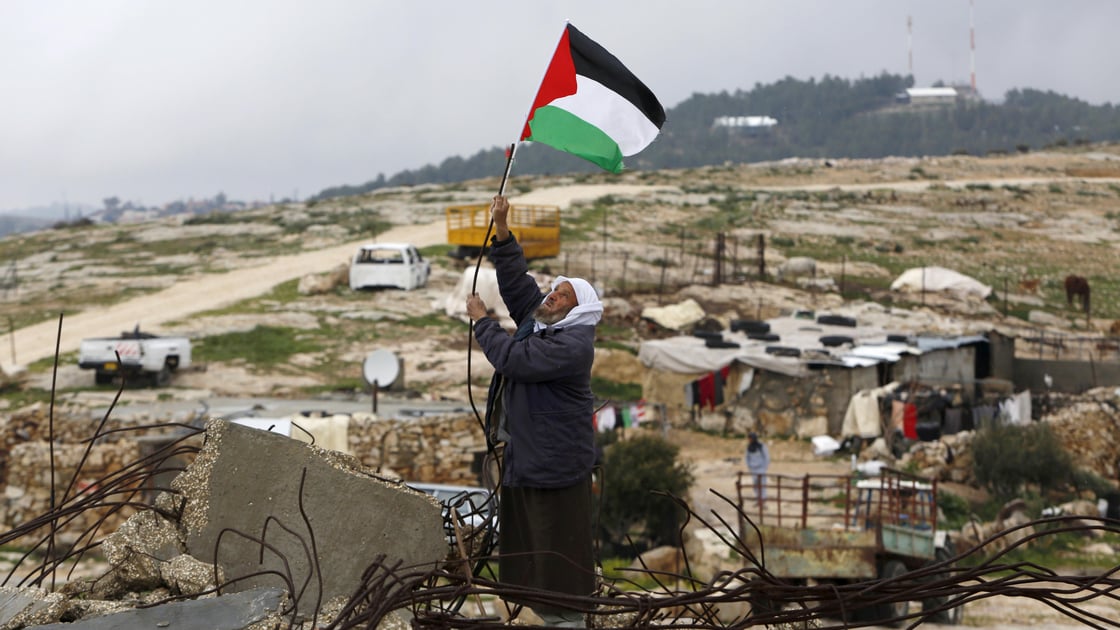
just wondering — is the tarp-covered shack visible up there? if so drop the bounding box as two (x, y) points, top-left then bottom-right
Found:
(638, 310), (992, 437)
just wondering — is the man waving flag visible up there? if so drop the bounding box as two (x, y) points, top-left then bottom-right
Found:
(521, 23), (666, 173)
(465, 24), (666, 627)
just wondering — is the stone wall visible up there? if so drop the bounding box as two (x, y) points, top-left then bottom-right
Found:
(345, 412), (489, 486)
(0, 403), (492, 542)
(0, 403), (155, 542)
(1047, 395), (1120, 480)
(642, 363), (865, 437)
(1, 441), (141, 543)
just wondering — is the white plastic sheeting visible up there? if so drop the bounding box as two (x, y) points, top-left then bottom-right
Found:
(443, 266), (513, 328)
(890, 266), (992, 299)
(640, 299), (707, 331)
(841, 382), (902, 438)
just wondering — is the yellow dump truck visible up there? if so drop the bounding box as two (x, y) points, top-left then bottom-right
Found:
(446, 203), (561, 260)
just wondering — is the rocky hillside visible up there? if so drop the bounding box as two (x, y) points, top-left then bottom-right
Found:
(2, 145), (1120, 404)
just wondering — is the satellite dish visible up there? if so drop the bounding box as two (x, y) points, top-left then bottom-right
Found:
(362, 349), (400, 388)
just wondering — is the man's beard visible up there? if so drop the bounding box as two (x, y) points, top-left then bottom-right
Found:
(533, 303), (567, 325)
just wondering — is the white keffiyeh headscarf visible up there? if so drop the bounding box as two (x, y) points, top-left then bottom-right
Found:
(533, 275), (602, 332)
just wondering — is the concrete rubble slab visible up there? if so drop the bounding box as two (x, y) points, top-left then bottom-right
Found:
(33, 586), (284, 630)
(0, 586), (67, 628)
(172, 419), (447, 606)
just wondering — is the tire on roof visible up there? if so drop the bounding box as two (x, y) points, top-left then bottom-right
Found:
(817, 314), (857, 327)
(819, 335), (854, 347)
(731, 319), (770, 334)
(765, 345), (801, 357)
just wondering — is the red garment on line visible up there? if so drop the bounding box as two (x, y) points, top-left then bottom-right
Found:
(903, 402), (918, 440)
(697, 372), (716, 410)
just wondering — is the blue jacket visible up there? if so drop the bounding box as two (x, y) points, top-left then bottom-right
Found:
(473, 235), (597, 488)
(745, 442), (770, 474)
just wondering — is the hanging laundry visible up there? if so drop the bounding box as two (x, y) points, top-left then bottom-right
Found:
(713, 365), (730, 407)
(999, 396), (1020, 425)
(596, 405), (617, 432)
(843, 389), (883, 438)
(738, 368), (754, 396)
(943, 407), (963, 435)
(1015, 390), (1032, 424)
(903, 402), (918, 440)
(972, 404), (997, 430)
(697, 372), (717, 410)
(891, 399), (906, 433)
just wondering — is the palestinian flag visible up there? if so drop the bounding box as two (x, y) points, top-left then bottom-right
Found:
(521, 23), (665, 173)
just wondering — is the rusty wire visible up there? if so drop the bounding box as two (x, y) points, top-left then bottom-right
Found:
(0, 402), (203, 590)
(3, 321), (1120, 627)
(319, 493), (1120, 630)
(5, 401), (1120, 628)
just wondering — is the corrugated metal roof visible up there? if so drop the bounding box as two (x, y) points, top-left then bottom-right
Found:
(639, 314), (988, 375)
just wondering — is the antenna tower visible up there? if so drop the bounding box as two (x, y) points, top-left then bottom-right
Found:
(907, 15), (913, 76)
(969, 0), (977, 92)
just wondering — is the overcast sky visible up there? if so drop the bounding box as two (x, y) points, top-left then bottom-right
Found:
(2, 0), (1118, 213)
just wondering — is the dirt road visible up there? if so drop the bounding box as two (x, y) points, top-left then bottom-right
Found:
(0, 184), (678, 375)
(2, 175), (1109, 376)
(1, 222), (447, 375)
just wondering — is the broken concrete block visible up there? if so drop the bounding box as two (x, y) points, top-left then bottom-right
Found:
(33, 586), (284, 630)
(94, 507), (185, 598)
(162, 553), (222, 597)
(173, 419), (446, 606)
(0, 586), (67, 628)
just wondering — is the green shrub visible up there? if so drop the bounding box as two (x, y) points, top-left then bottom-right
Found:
(1070, 467), (1115, 498)
(599, 434), (694, 555)
(971, 422), (1073, 500)
(938, 490), (972, 530)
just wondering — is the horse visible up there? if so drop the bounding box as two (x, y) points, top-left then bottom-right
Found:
(1064, 274), (1091, 314)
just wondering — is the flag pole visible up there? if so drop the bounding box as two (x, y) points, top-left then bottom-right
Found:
(465, 142), (516, 461)
(470, 142), (517, 294)
(465, 23), (570, 443)
(498, 142), (518, 197)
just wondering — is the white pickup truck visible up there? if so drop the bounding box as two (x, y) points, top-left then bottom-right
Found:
(349, 243), (430, 291)
(78, 328), (192, 387)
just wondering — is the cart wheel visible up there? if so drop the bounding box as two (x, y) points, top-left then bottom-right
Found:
(922, 546), (965, 624)
(747, 578), (784, 620)
(875, 559), (909, 625)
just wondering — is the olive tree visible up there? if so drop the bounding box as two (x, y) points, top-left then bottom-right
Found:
(598, 433), (694, 555)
